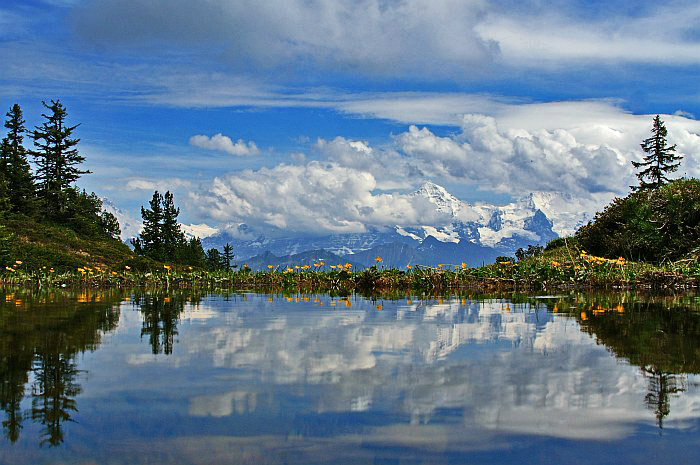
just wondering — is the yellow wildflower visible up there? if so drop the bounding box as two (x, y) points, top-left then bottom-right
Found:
(375, 256), (382, 263)
(5, 266), (15, 272)
(15, 260), (22, 265)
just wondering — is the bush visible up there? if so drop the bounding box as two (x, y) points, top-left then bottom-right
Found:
(576, 179), (700, 262)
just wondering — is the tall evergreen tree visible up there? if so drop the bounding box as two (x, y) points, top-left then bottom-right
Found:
(206, 248), (223, 270)
(1, 104), (35, 214)
(161, 191), (185, 259)
(30, 100), (89, 216)
(134, 191), (164, 260)
(222, 242), (234, 271)
(632, 115), (683, 191)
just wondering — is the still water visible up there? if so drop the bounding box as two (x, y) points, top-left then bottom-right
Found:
(1, 289), (699, 464)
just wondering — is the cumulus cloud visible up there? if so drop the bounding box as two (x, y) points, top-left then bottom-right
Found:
(190, 161), (460, 235)
(191, 108), (700, 235)
(189, 133), (260, 156)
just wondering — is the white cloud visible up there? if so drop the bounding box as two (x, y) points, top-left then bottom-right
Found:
(476, 5), (700, 67)
(191, 161), (460, 235)
(190, 107), (700, 235)
(189, 133), (260, 156)
(74, 1), (700, 76)
(125, 177), (192, 191)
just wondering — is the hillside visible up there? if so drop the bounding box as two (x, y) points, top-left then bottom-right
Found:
(1, 216), (148, 270)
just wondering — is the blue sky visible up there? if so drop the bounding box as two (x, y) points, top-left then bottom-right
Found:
(3, 0), (700, 236)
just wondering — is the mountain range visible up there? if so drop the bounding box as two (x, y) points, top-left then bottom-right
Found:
(193, 182), (590, 269)
(104, 182), (591, 269)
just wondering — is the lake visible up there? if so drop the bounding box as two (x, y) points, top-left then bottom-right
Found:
(1, 288), (699, 464)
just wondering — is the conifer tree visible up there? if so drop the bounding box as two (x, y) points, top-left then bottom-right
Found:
(1, 104), (35, 214)
(206, 248), (223, 270)
(30, 100), (89, 216)
(134, 191), (164, 260)
(632, 115), (683, 191)
(161, 191), (185, 259)
(222, 242), (234, 271)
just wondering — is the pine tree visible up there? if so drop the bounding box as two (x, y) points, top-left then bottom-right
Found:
(222, 242), (234, 271)
(1, 104), (35, 214)
(206, 248), (223, 270)
(161, 191), (185, 259)
(134, 191), (164, 260)
(30, 100), (89, 217)
(632, 115), (683, 191)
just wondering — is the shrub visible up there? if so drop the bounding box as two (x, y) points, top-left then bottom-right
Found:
(576, 179), (700, 262)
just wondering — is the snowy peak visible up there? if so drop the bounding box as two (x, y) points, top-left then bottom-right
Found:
(411, 181), (464, 217)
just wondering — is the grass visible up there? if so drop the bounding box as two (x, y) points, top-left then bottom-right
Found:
(2, 241), (699, 292)
(1, 216), (698, 291)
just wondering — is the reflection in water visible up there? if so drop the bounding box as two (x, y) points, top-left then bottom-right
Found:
(0, 289), (699, 464)
(133, 291), (205, 354)
(568, 296), (700, 428)
(0, 289), (122, 446)
(643, 368), (685, 429)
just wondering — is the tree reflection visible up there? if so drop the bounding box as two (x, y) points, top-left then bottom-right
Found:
(0, 289), (123, 445)
(642, 367), (686, 429)
(133, 291), (203, 355)
(571, 297), (700, 429)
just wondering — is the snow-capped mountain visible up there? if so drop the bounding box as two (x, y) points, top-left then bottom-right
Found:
(105, 182), (590, 267)
(101, 198), (142, 241)
(203, 182), (573, 267)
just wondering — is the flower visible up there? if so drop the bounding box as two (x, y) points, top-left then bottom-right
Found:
(407, 265), (412, 270)
(461, 262), (467, 270)
(125, 265), (131, 270)
(164, 265), (172, 271)
(15, 260), (22, 265)
(376, 305), (382, 311)
(375, 256), (382, 263)
(5, 266), (15, 272)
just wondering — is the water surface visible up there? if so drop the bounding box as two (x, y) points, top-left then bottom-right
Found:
(1, 289), (699, 464)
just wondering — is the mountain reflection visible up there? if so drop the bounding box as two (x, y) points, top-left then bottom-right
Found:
(0, 289), (122, 446)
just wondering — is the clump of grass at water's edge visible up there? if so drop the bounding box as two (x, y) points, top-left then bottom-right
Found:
(2, 239), (699, 292)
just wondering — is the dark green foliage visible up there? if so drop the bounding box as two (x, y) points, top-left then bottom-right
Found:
(134, 191), (165, 260)
(576, 179), (700, 262)
(632, 115), (683, 191)
(1, 104), (35, 214)
(222, 242), (234, 271)
(206, 248), (223, 270)
(178, 237), (206, 268)
(515, 244), (543, 261)
(30, 100), (89, 218)
(133, 190), (207, 266)
(161, 191), (184, 260)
